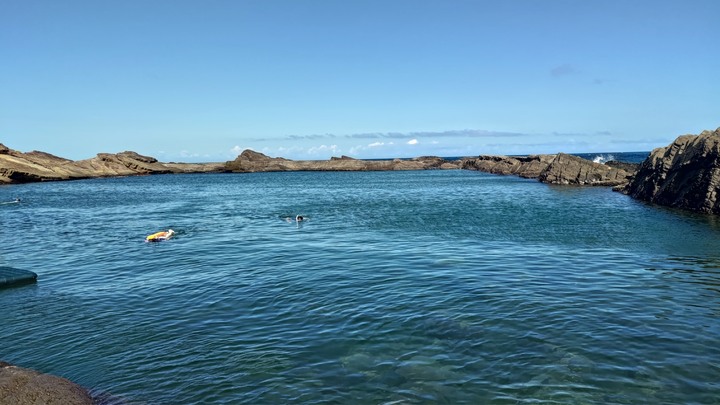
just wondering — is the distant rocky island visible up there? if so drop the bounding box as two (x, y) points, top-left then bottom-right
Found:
(2, 127), (719, 215)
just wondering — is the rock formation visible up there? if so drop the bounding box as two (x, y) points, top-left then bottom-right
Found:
(537, 153), (634, 186)
(0, 362), (93, 405)
(0, 144), (226, 184)
(460, 154), (556, 178)
(622, 127), (720, 214)
(461, 153), (635, 186)
(225, 150), (461, 172)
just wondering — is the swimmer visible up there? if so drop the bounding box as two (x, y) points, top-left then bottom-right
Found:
(296, 215), (304, 222)
(146, 229), (175, 242)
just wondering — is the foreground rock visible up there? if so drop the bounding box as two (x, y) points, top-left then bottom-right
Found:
(0, 144), (226, 184)
(622, 127), (720, 214)
(225, 149), (461, 172)
(0, 362), (92, 405)
(461, 153), (635, 186)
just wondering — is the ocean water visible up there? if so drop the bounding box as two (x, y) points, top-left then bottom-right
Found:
(2, 155), (720, 404)
(573, 152), (649, 165)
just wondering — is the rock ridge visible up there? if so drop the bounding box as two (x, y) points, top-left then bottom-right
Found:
(224, 150), (461, 172)
(0, 144), (226, 184)
(460, 153), (635, 186)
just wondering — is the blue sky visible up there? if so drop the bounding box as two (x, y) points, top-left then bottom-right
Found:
(1, 0), (718, 162)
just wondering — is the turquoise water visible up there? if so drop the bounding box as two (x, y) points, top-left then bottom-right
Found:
(2, 168), (720, 404)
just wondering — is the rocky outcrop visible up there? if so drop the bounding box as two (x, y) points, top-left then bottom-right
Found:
(460, 154), (556, 178)
(461, 153), (634, 186)
(622, 128), (720, 214)
(0, 144), (226, 184)
(0, 361), (92, 405)
(538, 153), (634, 186)
(225, 150), (462, 172)
(0, 144), (463, 184)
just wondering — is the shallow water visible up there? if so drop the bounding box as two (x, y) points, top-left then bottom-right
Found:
(2, 168), (720, 404)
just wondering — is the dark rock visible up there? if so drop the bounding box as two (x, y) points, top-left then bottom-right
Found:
(538, 153), (633, 186)
(0, 362), (93, 405)
(622, 127), (720, 214)
(605, 160), (640, 174)
(460, 154), (555, 178)
(0, 267), (38, 289)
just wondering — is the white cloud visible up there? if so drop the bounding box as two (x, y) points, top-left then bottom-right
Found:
(307, 144), (339, 156)
(230, 145), (246, 155)
(179, 150), (200, 158)
(407, 139), (418, 145)
(368, 142), (385, 147)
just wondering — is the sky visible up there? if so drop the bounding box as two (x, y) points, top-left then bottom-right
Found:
(1, 0), (718, 162)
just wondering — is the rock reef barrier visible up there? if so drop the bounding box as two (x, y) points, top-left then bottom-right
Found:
(460, 153), (636, 186)
(2, 127), (720, 215)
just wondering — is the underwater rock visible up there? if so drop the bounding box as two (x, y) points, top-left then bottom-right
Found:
(0, 361), (92, 405)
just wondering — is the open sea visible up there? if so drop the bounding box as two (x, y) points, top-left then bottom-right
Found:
(2, 152), (720, 404)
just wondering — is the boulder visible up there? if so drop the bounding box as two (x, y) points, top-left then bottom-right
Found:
(0, 362), (92, 405)
(622, 127), (720, 214)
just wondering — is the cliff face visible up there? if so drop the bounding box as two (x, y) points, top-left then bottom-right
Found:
(461, 153), (634, 186)
(622, 128), (720, 214)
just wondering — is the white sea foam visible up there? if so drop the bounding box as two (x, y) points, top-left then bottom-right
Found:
(592, 154), (615, 164)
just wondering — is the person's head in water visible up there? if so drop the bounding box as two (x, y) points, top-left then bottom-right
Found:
(296, 215), (304, 222)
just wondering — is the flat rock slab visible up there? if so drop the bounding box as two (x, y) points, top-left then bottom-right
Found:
(0, 266), (38, 288)
(0, 362), (93, 405)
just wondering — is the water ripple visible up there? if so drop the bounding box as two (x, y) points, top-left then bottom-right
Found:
(2, 171), (720, 403)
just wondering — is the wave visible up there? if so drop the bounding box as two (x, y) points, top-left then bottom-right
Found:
(592, 154), (615, 164)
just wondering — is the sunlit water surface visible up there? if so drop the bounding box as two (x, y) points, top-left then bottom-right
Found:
(2, 168), (720, 404)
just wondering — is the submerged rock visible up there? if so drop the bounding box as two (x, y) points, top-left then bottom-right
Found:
(0, 362), (92, 405)
(622, 127), (720, 214)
